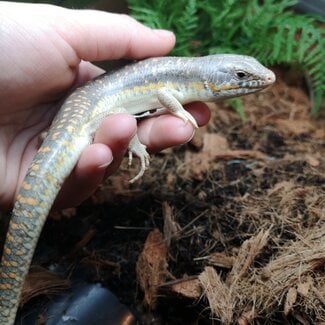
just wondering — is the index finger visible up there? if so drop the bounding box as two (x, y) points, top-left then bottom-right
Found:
(59, 10), (176, 61)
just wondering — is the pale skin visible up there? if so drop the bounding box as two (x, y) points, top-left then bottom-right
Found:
(0, 2), (210, 209)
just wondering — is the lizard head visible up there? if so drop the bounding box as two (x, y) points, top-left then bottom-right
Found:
(202, 54), (276, 100)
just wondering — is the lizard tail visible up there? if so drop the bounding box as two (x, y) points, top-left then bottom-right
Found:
(0, 131), (89, 324)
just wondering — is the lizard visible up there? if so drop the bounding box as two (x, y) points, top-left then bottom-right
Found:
(0, 54), (275, 324)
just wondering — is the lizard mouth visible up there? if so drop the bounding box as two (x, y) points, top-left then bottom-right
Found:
(239, 71), (276, 89)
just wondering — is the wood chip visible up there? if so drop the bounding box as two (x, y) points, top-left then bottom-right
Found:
(21, 266), (70, 306)
(284, 287), (297, 315)
(206, 252), (235, 269)
(198, 266), (233, 324)
(170, 277), (201, 299)
(162, 201), (181, 247)
(136, 229), (169, 307)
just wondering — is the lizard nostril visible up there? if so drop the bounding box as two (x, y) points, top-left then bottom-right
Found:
(267, 72), (276, 83)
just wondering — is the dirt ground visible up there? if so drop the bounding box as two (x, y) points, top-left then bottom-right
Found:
(20, 68), (324, 324)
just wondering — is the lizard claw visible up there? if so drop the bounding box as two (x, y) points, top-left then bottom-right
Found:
(129, 152), (150, 183)
(175, 110), (198, 128)
(128, 135), (150, 183)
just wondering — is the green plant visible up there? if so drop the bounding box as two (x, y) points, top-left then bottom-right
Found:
(129, 0), (324, 114)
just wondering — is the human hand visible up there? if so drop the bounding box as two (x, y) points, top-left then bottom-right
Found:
(0, 2), (210, 209)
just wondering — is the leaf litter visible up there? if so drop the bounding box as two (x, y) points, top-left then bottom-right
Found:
(18, 69), (325, 324)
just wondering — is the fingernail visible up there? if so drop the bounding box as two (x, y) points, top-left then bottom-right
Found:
(153, 29), (175, 38)
(98, 157), (114, 169)
(183, 129), (196, 144)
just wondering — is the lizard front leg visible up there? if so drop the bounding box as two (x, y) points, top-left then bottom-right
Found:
(157, 87), (198, 128)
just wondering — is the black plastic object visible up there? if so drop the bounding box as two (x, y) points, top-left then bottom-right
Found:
(296, 0), (325, 16)
(16, 283), (136, 325)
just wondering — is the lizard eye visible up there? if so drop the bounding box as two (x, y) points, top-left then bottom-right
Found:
(235, 71), (248, 79)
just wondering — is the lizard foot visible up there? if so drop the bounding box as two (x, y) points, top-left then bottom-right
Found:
(128, 135), (150, 183)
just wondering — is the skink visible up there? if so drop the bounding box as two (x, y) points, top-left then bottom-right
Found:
(0, 54), (275, 324)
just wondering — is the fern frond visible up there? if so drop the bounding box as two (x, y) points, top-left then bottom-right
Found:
(250, 12), (324, 113)
(129, 0), (200, 55)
